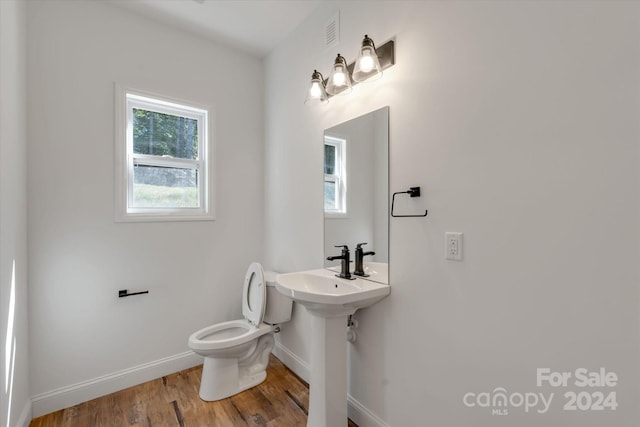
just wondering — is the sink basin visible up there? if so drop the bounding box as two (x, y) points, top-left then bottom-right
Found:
(327, 261), (388, 285)
(276, 268), (390, 317)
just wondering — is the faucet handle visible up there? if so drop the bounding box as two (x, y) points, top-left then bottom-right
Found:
(334, 244), (350, 251)
(356, 242), (368, 249)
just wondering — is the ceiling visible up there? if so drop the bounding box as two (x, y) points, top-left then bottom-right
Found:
(110, 0), (323, 57)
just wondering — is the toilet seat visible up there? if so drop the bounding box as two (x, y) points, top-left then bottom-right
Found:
(188, 319), (273, 351)
(242, 262), (266, 326)
(188, 263), (270, 352)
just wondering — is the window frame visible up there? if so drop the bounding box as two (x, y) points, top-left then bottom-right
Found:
(324, 135), (347, 217)
(115, 85), (215, 222)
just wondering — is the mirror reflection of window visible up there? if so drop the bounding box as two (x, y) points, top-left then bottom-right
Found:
(324, 136), (346, 214)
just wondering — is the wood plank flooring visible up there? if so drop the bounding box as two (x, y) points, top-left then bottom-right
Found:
(30, 355), (358, 427)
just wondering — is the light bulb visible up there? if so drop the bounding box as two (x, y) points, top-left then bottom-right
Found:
(332, 66), (346, 86)
(310, 82), (323, 98)
(359, 53), (374, 73)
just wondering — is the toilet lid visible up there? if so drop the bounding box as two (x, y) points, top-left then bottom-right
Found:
(242, 262), (266, 326)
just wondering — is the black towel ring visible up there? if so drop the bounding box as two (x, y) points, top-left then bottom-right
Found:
(391, 186), (428, 218)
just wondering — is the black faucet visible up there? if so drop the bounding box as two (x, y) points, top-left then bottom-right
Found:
(354, 243), (375, 277)
(326, 245), (354, 280)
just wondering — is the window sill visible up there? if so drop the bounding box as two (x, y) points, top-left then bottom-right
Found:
(324, 212), (349, 220)
(115, 211), (215, 223)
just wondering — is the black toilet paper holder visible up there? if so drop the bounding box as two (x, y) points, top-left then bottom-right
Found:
(118, 289), (149, 298)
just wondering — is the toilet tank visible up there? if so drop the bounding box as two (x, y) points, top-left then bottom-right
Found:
(263, 271), (293, 325)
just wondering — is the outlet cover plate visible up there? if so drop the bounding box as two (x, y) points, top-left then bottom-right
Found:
(446, 232), (463, 261)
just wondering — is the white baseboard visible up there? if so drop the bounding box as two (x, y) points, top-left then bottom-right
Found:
(272, 340), (310, 383)
(347, 394), (390, 427)
(272, 341), (388, 427)
(31, 351), (202, 418)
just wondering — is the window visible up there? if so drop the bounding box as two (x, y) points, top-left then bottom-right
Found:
(324, 136), (347, 215)
(116, 87), (213, 221)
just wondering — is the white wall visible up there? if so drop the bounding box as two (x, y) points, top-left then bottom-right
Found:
(27, 0), (264, 415)
(265, 1), (640, 426)
(0, 0), (31, 425)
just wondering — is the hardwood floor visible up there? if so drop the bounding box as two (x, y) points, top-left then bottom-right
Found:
(30, 355), (358, 427)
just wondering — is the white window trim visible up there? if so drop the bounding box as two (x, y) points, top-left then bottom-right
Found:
(115, 84), (215, 222)
(324, 135), (347, 217)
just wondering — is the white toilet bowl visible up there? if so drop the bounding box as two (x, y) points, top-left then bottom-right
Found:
(188, 262), (292, 401)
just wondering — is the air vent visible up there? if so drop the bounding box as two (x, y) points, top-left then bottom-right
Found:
(325, 11), (340, 48)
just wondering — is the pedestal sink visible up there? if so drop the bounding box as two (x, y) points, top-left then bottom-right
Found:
(275, 269), (390, 427)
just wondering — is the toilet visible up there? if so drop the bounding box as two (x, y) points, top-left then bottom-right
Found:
(188, 262), (293, 401)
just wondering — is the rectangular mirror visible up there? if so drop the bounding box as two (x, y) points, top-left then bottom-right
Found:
(324, 106), (389, 284)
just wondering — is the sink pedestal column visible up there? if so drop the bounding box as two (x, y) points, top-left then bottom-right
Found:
(307, 314), (349, 427)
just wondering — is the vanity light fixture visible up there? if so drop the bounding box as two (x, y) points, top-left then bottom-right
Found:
(305, 70), (329, 105)
(305, 35), (395, 105)
(325, 54), (353, 96)
(352, 35), (383, 82)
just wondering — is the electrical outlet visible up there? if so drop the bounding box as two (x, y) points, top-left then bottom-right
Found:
(446, 232), (463, 261)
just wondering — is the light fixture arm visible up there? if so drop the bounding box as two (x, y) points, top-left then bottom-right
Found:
(312, 69), (325, 81)
(334, 54), (348, 68)
(361, 34), (376, 51)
